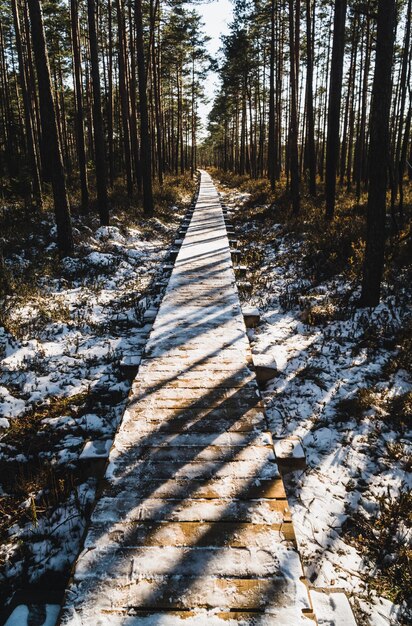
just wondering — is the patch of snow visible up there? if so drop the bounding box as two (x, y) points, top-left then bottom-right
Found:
(4, 604), (60, 626)
(0, 207), (184, 604)
(0, 386), (25, 418)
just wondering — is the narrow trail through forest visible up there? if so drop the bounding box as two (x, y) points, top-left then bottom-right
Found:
(58, 171), (314, 625)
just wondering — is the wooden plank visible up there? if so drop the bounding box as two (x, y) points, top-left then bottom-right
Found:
(127, 394), (264, 412)
(110, 444), (275, 463)
(91, 497), (291, 524)
(121, 414), (265, 434)
(65, 574), (311, 612)
(105, 459), (281, 483)
(130, 370), (255, 387)
(63, 611), (312, 625)
(75, 545), (303, 579)
(85, 521), (295, 549)
(104, 477), (286, 500)
(114, 430), (272, 448)
(128, 385), (260, 404)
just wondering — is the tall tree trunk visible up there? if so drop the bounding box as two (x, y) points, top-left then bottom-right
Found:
(398, 106), (411, 217)
(128, 3), (142, 192)
(177, 67), (185, 174)
(305, 0), (316, 196)
(288, 0), (300, 214)
(318, 10), (332, 181)
(70, 0), (89, 213)
(12, 0), (43, 207)
(239, 86), (247, 175)
(152, 17), (163, 184)
(0, 21), (19, 179)
(27, 0), (73, 255)
(107, 0), (114, 187)
(135, 0), (154, 216)
(409, 136), (412, 181)
(23, 0), (42, 153)
(360, 0), (396, 306)
(116, 0), (133, 196)
(339, 15), (357, 186)
(391, 0), (411, 220)
(325, 0), (347, 219)
(87, 0), (109, 225)
(267, 0), (276, 190)
(355, 16), (371, 202)
(190, 54), (196, 178)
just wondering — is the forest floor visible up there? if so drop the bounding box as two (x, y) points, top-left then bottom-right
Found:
(0, 175), (195, 615)
(211, 168), (412, 626)
(0, 170), (411, 625)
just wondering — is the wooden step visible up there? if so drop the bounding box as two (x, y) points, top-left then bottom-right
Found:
(105, 459), (281, 485)
(65, 572), (311, 612)
(85, 520), (295, 549)
(102, 476), (286, 501)
(59, 610), (314, 625)
(91, 497), (290, 524)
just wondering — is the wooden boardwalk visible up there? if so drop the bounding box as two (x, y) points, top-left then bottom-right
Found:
(60, 171), (314, 625)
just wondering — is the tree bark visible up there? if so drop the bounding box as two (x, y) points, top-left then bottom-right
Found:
(107, 0), (114, 187)
(27, 0), (73, 255)
(87, 0), (109, 225)
(325, 0), (347, 219)
(12, 0), (43, 207)
(305, 0), (316, 196)
(391, 0), (411, 220)
(115, 0), (133, 196)
(135, 0), (154, 216)
(70, 0), (89, 213)
(267, 0), (276, 190)
(360, 0), (396, 306)
(288, 0), (300, 214)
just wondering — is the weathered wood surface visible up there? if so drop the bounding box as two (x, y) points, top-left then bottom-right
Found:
(60, 171), (314, 624)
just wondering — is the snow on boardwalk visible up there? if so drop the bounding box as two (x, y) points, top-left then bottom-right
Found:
(60, 171), (313, 625)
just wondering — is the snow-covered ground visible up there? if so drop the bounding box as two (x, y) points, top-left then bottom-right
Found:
(1, 180), (410, 624)
(0, 202), (188, 610)
(221, 185), (412, 625)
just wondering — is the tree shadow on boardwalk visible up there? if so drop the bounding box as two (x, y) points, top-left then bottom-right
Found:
(60, 337), (309, 623)
(59, 174), (311, 624)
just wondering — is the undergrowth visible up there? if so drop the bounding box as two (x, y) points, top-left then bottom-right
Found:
(0, 173), (196, 300)
(209, 167), (412, 288)
(0, 393), (91, 541)
(0, 172), (196, 608)
(343, 488), (412, 608)
(210, 167), (412, 616)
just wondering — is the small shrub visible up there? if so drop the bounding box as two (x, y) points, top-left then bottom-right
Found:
(301, 302), (337, 326)
(384, 320), (412, 379)
(343, 488), (412, 607)
(335, 387), (379, 422)
(295, 364), (328, 390)
(386, 442), (412, 472)
(388, 391), (412, 432)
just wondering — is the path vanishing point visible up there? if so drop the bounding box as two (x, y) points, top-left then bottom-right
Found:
(59, 171), (315, 625)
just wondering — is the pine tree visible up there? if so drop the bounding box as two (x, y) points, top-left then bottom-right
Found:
(360, 0), (396, 306)
(27, 0), (73, 255)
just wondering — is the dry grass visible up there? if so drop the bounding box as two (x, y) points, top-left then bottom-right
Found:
(334, 387), (381, 422)
(0, 173), (197, 301)
(1, 394), (89, 513)
(343, 488), (412, 608)
(0, 393), (89, 544)
(210, 168), (412, 287)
